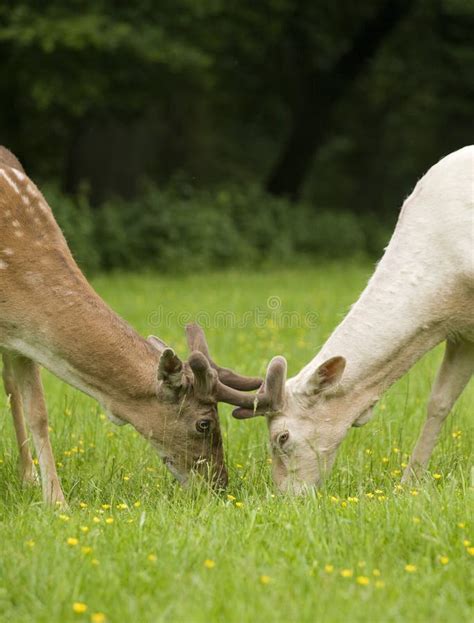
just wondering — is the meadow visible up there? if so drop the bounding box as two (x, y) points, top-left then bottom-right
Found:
(0, 263), (472, 623)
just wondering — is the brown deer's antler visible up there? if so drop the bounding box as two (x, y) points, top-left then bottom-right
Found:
(185, 323), (262, 390)
(225, 356), (287, 418)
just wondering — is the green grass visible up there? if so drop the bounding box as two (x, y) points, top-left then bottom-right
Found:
(0, 264), (472, 623)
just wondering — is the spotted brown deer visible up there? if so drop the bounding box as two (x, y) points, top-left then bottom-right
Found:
(229, 146), (474, 493)
(0, 146), (261, 504)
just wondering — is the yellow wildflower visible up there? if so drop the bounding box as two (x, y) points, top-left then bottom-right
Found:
(204, 559), (215, 569)
(67, 537), (79, 546)
(438, 556), (449, 565)
(147, 554), (157, 562)
(260, 575), (271, 585)
(91, 614), (106, 623)
(324, 564), (334, 574)
(72, 602), (87, 614)
(356, 576), (370, 585)
(105, 518), (114, 524)
(404, 564), (417, 573)
(340, 569), (353, 578)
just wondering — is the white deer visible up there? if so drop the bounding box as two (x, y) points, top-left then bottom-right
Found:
(231, 146), (474, 493)
(0, 146), (261, 504)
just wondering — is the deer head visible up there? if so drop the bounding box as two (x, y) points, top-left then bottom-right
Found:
(230, 355), (348, 494)
(140, 325), (263, 489)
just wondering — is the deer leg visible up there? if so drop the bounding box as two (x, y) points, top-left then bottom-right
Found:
(9, 355), (66, 506)
(2, 354), (38, 485)
(402, 339), (473, 482)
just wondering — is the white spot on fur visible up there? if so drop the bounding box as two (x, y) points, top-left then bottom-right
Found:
(21, 194), (30, 206)
(11, 169), (25, 182)
(2, 248), (13, 256)
(0, 169), (20, 193)
(0, 259), (8, 269)
(13, 230), (24, 238)
(12, 219), (20, 228)
(24, 271), (43, 286)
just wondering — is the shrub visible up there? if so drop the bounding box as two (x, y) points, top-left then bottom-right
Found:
(40, 182), (390, 274)
(42, 184), (101, 273)
(294, 207), (366, 258)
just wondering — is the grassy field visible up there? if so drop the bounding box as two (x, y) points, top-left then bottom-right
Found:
(0, 264), (472, 623)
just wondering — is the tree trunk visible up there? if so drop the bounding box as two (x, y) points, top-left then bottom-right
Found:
(266, 0), (414, 200)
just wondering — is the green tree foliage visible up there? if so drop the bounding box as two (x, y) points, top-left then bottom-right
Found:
(0, 0), (472, 216)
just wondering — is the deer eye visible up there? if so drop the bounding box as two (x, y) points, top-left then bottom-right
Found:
(196, 419), (212, 434)
(277, 431), (290, 447)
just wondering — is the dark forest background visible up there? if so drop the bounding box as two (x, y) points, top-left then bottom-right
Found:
(1, 0), (473, 272)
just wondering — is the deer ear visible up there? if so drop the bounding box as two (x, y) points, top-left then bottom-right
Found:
(307, 356), (346, 394)
(148, 335), (169, 351)
(157, 348), (186, 390)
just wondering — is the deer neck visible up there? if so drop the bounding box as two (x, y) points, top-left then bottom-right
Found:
(5, 263), (160, 424)
(0, 166), (161, 425)
(292, 232), (447, 422)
